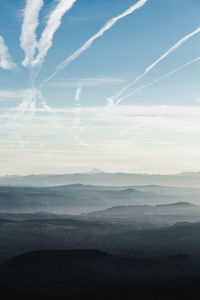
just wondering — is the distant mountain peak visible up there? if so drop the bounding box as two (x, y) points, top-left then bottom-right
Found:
(86, 168), (104, 174)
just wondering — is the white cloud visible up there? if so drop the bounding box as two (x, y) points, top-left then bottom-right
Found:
(0, 89), (27, 99)
(110, 25), (200, 104)
(0, 36), (16, 70)
(115, 56), (200, 105)
(32, 0), (77, 67)
(43, 0), (148, 85)
(20, 0), (44, 67)
(21, 0), (77, 68)
(1, 104), (200, 176)
(54, 77), (127, 87)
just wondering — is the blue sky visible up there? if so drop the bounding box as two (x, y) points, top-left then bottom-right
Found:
(0, 0), (200, 175)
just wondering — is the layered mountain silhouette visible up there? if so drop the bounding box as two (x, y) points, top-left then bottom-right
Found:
(0, 184), (200, 213)
(1, 249), (200, 299)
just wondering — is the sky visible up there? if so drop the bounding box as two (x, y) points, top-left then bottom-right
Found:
(0, 0), (200, 175)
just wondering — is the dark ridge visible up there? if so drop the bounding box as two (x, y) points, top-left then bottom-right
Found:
(0, 218), (17, 224)
(171, 221), (200, 228)
(4, 249), (110, 267)
(1, 248), (200, 299)
(167, 253), (200, 263)
(157, 202), (196, 207)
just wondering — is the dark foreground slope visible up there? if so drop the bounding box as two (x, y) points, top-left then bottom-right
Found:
(1, 249), (200, 299)
(2, 212), (200, 265)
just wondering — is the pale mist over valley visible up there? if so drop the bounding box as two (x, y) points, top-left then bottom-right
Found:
(0, 1), (200, 299)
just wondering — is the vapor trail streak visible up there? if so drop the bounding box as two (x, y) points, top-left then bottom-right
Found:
(42, 0), (148, 86)
(73, 86), (85, 142)
(0, 36), (16, 70)
(115, 56), (200, 105)
(32, 0), (77, 67)
(20, 0), (44, 67)
(75, 86), (82, 104)
(110, 25), (200, 105)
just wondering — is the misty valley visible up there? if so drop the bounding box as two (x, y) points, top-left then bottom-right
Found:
(1, 174), (200, 299)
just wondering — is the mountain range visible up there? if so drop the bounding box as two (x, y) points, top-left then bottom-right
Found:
(0, 184), (200, 213)
(1, 171), (200, 187)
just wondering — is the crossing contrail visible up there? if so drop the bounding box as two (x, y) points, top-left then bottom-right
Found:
(20, 0), (44, 67)
(32, 0), (77, 67)
(115, 55), (200, 105)
(42, 0), (148, 86)
(109, 25), (200, 105)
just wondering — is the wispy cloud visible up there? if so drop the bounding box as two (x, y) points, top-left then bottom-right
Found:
(115, 55), (200, 105)
(32, 0), (77, 67)
(73, 85), (82, 128)
(0, 36), (16, 70)
(135, 26), (200, 82)
(54, 77), (127, 87)
(75, 86), (82, 103)
(0, 89), (31, 99)
(20, 0), (76, 68)
(109, 25), (200, 105)
(20, 0), (44, 67)
(1, 104), (200, 175)
(19, 0), (76, 120)
(43, 0), (148, 85)
(2, 105), (199, 116)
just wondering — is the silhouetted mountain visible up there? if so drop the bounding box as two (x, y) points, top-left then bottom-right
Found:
(0, 218), (17, 224)
(1, 208), (200, 266)
(0, 185), (149, 213)
(85, 202), (200, 221)
(1, 249), (200, 299)
(158, 201), (195, 207)
(0, 184), (200, 213)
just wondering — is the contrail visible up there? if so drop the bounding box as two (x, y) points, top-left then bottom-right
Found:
(32, 0), (77, 67)
(19, 0), (52, 121)
(20, 0), (44, 67)
(12, 87), (54, 149)
(16, 87), (53, 122)
(115, 55), (200, 105)
(15, 87), (38, 120)
(109, 25), (200, 105)
(71, 86), (92, 151)
(0, 36), (16, 70)
(75, 86), (82, 104)
(73, 86), (82, 136)
(37, 88), (53, 112)
(42, 0), (148, 86)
